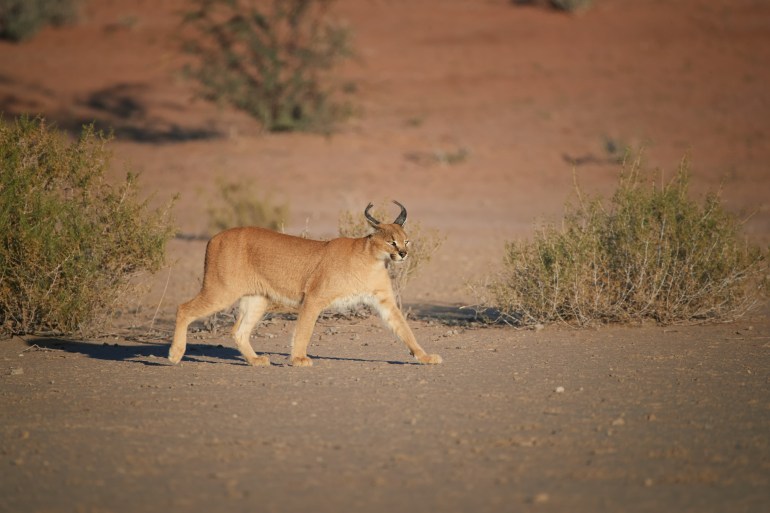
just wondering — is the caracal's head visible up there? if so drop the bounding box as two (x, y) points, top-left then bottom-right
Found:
(365, 201), (411, 264)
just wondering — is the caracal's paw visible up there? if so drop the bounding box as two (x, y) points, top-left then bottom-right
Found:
(246, 355), (271, 367)
(290, 356), (313, 367)
(168, 347), (184, 365)
(416, 353), (443, 365)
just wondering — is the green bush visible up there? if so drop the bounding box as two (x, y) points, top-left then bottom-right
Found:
(0, 116), (176, 336)
(485, 156), (768, 326)
(339, 204), (444, 309)
(207, 179), (289, 234)
(0, 0), (79, 42)
(181, 0), (354, 133)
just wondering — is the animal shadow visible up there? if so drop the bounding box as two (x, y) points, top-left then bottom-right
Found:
(24, 338), (417, 366)
(25, 337), (245, 367)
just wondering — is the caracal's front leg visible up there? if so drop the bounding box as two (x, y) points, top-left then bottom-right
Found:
(289, 299), (324, 367)
(375, 293), (442, 365)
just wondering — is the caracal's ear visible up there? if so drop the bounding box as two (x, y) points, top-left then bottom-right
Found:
(364, 200), (408, 228)
(392, 200), (407, 227)
(364, 202), (381, 230)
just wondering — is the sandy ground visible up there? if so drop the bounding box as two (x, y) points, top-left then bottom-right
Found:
(2, 314), (770, 513)
(1, 0), (769, 511)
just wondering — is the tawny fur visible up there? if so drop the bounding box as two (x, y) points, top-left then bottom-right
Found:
(168, 204), (442, 367)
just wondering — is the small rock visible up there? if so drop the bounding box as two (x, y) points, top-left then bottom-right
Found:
(555, 386), (565, 394)
(532, 493), (549, 504)
(611, 416), (626, 427)
(532, 323), (545, 332)
(10, 368), (23, 376)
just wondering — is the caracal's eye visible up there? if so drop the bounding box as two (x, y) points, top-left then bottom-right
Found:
(405, 240), (410, 246)
(389, 241), (398, 247)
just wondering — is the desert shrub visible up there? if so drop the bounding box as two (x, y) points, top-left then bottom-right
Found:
(0, 0), (79, 42)
(484, 156), (768, 326)
(550, 0), (592, 12)
(181, 0), (354, 133)
(404, 146), (470, 167)
(207, 179), (289, 234)
(0, 116), (176, 336)
(339, 203), (444, 309)
(513, 0), (593, 13)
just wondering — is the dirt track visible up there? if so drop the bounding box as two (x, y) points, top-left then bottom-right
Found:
(2, 313), (769, 513)
(2, 0), (770, 511)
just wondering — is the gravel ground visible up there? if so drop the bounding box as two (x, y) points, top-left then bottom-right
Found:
(2, 312), (769, 513)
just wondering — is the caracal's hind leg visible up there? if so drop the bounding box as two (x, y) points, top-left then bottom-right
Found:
(169, 289), (237, 365)
(232, 295), (271, 366)
(374, 292), (442, 365)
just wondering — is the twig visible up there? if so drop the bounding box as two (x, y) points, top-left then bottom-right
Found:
(148, 266), (172, 332)
(21, 344), (55, 353)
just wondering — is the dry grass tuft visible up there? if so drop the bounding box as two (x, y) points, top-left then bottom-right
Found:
(207, 179), (289, 235)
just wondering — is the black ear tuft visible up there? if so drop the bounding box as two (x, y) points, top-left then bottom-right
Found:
(364, 202), (381, 227)
(392, 200), (407, 226)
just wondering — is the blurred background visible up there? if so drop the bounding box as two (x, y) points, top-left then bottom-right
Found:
(2, 0), (768, 308)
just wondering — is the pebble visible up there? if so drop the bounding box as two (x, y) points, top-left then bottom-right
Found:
(555, 386), (565, 393)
